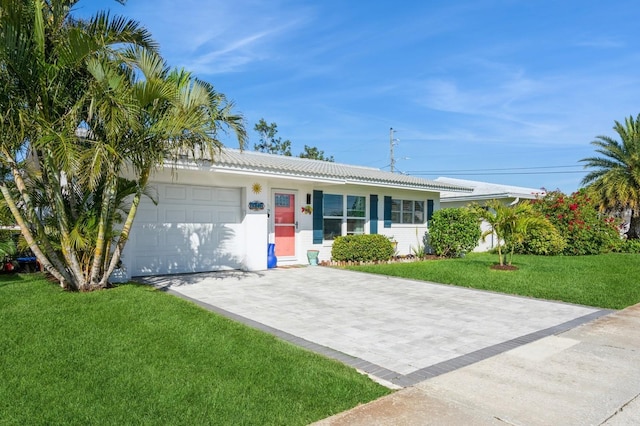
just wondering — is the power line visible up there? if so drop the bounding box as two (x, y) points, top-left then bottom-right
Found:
(406, 165), (581, 173)
(409, 170), (585, 176)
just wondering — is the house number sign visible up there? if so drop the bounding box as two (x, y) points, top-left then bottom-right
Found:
(248, 201), (265, 211)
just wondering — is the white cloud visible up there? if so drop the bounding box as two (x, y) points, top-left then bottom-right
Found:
(119, 0), (314, 74)
(573, 37), (625, 49)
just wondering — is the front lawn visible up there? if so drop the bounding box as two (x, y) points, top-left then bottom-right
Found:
(0, 275), (389, 425)
(346, 252), (640, 309)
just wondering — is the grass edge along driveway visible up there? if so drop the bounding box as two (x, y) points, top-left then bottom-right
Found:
(0, 275), (390, 425)
(347, 252), (640, 310)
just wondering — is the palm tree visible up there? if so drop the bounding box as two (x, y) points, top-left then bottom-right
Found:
(477, 199), (552, 266)
(0, 1), (246, 290)
(81, 48), (246, 289)
(581, 114), (640, 239)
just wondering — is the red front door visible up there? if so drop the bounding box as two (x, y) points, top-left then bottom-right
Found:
(274, 192), (296, 257)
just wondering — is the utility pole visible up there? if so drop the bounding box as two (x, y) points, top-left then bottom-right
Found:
(390, 127), (396, 173)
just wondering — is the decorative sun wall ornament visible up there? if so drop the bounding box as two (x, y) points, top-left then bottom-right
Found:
(252, 182), (262, 194)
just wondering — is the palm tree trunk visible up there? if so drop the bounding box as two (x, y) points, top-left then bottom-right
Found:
(99, 170), (150, 287)
(0, 183), (70, 286)
(0, 148), (73, 286)
(89, 174), (118, 287)
(41, 163), (86, 290)
(627, 211), (640, 239)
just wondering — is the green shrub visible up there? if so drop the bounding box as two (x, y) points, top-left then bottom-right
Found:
(611, 238), (640, 253)
(426, 208), (480, 257)
(510, 225), (566, 255)
(331, 234), (395, 262)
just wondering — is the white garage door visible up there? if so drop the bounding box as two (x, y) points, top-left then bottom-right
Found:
(129, 184), (244, 276)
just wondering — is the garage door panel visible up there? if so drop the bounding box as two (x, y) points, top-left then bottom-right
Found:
(165, 226), (187, 246)
(164, 208), (186, 222)
(135, 226), (160, 248)
(136, 207), (159, 223)
(134, 255), (161, 275)
(192, 187), (213, 202)
(165, 185), (187, 200)
(216, 188), (241, 204)
(165, 254), (188, 274)
(192, 210), (213, 223)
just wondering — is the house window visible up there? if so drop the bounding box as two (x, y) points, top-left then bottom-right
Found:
(391, 199), (425, 224)
(323, 194), (366, 240)
(346, 195), (366, 235)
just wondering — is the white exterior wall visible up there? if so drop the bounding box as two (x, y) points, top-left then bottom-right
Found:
(117, 164), (442, 278)
(310, 186), (439, 263)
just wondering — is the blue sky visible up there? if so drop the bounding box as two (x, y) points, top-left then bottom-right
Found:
(77, 0), (640, 193)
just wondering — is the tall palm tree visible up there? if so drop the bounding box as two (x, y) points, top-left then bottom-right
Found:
(81, 47), (246, 289)
(580, 114), (640, 239)
(0, 1), (246, 290)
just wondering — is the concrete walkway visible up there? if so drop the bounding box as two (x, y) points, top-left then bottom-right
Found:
(138, 267), (610, 388)
(315, 303), (640, 425)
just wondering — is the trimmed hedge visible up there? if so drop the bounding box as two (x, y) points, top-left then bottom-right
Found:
(331, 234), (395, 262)
(426, 208), (480, 257)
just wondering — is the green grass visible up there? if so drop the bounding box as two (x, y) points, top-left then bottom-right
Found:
(0, 274), (389, 425)
(347, 252), (640, 310)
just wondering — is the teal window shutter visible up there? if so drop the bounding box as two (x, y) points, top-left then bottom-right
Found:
(313, 190), (323, 243)
(427, 199), (434, 222)
(370, 194), (378, 234)
(384, 196), (392, 228)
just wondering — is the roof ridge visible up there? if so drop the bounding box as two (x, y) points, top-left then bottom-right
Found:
(221, 147), (384, 172)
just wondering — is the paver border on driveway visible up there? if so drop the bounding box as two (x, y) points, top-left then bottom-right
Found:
(139, 268), (613, 388)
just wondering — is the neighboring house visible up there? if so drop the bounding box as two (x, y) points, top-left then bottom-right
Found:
(117, 149), (472, 279)
(435, 177), (545, 252)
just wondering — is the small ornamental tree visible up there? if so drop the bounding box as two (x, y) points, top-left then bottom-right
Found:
(528, 190), (620, 255)
(475, 200), (553, 266)
(426, 208), (480, 257)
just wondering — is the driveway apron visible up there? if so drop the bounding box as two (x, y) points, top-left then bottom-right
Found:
(137, 267), (610, 387)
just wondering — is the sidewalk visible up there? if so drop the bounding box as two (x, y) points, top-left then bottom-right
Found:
(314, 303), (640, 425)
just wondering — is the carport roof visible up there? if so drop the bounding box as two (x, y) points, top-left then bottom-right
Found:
(436, 177), (544, 202)
(200, 148), (473, 192)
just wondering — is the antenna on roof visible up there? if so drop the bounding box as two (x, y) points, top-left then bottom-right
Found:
(390, 127), (400, 173)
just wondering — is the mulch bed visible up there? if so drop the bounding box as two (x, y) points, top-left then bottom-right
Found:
(490, 264), (519, 271)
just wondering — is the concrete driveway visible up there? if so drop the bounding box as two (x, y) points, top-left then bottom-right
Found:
(137, 266), (610, 388)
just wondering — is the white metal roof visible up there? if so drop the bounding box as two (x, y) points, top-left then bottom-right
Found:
(176, 149), (473, 193)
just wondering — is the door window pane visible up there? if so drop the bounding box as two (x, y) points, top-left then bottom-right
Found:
(274, 193), (295, 223)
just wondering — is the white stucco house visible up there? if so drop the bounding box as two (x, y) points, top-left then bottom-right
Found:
(117, 149), (471, 279)
(435, 177), (545, 252)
